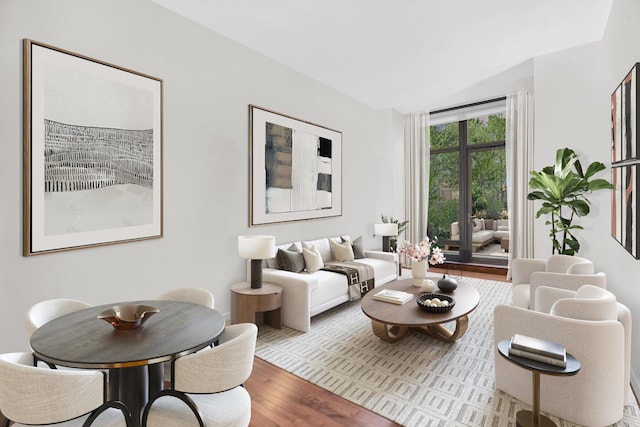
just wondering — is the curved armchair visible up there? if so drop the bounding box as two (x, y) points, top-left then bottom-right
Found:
(511, 254), (605, 309)
(494, 285), (631, 426)
(142, 323), (257, 427)
(25, 298), (92, 338)
(0, 352), (132, 426)
(156, 288), (215, 308)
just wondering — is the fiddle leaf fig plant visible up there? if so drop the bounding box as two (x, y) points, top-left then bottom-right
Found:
(527, 148), (614, 255)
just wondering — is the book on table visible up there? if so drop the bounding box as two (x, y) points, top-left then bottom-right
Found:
(373, 289), (413, 305)
(508, 334), (567, 368)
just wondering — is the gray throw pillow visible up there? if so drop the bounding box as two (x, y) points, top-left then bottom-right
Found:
(342, 236), (365, 259)
(277, 248), (305, 273)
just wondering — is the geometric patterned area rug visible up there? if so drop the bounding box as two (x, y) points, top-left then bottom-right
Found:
(255, 277), (640, 427)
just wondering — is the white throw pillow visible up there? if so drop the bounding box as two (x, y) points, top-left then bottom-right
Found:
(303, 245), (324, 272)
(329, 239), (354, 262)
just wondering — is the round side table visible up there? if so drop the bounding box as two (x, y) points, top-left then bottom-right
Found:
(230, 282), (282, 329)
(497, 339), (580, 427)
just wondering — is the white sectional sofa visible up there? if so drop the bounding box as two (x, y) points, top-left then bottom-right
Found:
(251, 235), (398, 332)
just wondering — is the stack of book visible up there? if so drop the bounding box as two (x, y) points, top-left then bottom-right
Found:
(373, 289), (413, 305)
(508, 334), (567, 368)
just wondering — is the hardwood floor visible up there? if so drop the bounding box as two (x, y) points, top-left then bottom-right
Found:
(0, 268), (509, 426)
(247, 358), (402, 426)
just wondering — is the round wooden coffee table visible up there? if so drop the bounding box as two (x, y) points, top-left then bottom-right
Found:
(361, 277), (480, 343)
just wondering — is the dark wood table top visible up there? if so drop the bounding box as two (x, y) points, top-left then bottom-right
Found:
(361, 278), (480, 327)
(30, 300), (225, 369)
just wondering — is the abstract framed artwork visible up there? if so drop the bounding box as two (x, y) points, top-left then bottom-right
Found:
(249, 105), (342, 226)
(611, 63), (640, 258)
(23, 39), (163, 256)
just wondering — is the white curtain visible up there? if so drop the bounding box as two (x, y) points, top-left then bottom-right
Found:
(403, 112), (430, 245)
(506, 90), (535, 278)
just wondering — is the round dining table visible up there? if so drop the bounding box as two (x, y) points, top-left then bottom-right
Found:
(30, 300), (225, 427)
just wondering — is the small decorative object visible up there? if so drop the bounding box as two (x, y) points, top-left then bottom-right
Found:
(98, 304), (159, 330)
(238, 235), (277, 289)
(398, 237), (446, 287)
(374, 223), (398, 252)
(421, 279), (437, 293)
(416, 293), (455, 313)
(410, 259), (427, 287)
(437, 274), (458, 292)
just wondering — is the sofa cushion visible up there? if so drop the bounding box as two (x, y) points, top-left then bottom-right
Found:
(302, 238), (332, 263)
(342, 236), (365, 259)
(329, 239), (354, 262)
(277, 248), (305, 273)
(267, 242), (301, 269)
(302, 245), (324, 273)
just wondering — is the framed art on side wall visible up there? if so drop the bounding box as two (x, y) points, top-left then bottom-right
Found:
(23, 39), (163, 256)
(611, 63), (640, 258)
(249, 105), (342, 226)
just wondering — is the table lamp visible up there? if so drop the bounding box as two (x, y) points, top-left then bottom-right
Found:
(374, 223), (398, 252)
(238, 235), (277, 289)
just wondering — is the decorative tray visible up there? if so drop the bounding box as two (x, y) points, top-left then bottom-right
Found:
(416, 293), (456, 313)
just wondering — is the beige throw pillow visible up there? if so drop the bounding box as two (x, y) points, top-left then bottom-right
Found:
(329, 239), (354, 262)
(303, 245), (324, 272)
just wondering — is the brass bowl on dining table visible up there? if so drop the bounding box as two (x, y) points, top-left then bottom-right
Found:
(97, 304), (159, 330)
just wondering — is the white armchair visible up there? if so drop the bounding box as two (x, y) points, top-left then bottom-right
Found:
(494, 285), (632, 426)
(511, 254), (605, 309)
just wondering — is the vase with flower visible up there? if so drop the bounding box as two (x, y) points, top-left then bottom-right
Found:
(398, 237), (445, 288)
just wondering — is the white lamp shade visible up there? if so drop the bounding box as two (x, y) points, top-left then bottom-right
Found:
(374, 223), (398, 236)
(238, 235), (277, 259)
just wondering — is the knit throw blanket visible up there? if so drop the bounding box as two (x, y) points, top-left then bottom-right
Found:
(322, 261), (375, 301)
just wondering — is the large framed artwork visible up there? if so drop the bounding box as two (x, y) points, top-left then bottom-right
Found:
(23, 39), (163, 256)
(611, 63), (640, 258)
(249, 105), (342, 226)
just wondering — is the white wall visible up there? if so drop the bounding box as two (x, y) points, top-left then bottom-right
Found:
(533, 0), (640, 389)
(0, 0), (402, 352)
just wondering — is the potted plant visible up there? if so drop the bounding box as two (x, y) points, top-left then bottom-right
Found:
(527, 148), (613, 255)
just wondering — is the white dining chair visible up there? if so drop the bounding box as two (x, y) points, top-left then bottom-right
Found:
(141, 323), (257, 427)
(25, 298), (92, 338)
(156, 288), (215, 308)
(0, 352), (133, 427)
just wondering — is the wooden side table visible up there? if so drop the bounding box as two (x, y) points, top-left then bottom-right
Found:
(230, 282), (282, 329)
(497, 339), (580, 427)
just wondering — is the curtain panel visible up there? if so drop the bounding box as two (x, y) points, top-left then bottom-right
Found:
(506, 90), (535, 278)
(403, 112), (430, 245)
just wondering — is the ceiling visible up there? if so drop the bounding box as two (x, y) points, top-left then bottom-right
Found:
(152, 0), (613, 113)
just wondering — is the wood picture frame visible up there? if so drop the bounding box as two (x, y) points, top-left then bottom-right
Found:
(23, 39), (163, 255)
(249, 105), (342, 226)
(611, 63), (640, 258)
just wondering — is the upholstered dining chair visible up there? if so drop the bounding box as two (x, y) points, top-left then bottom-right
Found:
(141, 323), (257, 427)
(0, 352), (133, 427)
(156, 288), (215, 308)
(26, 298), (93, 369)
(510, 254), (605, 309)
(25, 298), (92, 338)
(494, 285), (632, 426)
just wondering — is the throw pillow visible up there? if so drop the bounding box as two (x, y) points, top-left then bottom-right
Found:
(276, 248), (305, 273)
(302, 245), (324, 272)
(342, 236), (365, 259)
(330, 239), (354, 262)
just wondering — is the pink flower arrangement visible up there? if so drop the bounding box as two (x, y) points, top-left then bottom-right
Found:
(398, 237), (445, 265)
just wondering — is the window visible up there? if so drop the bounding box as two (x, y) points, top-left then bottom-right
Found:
(428, 99), (507, 264)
